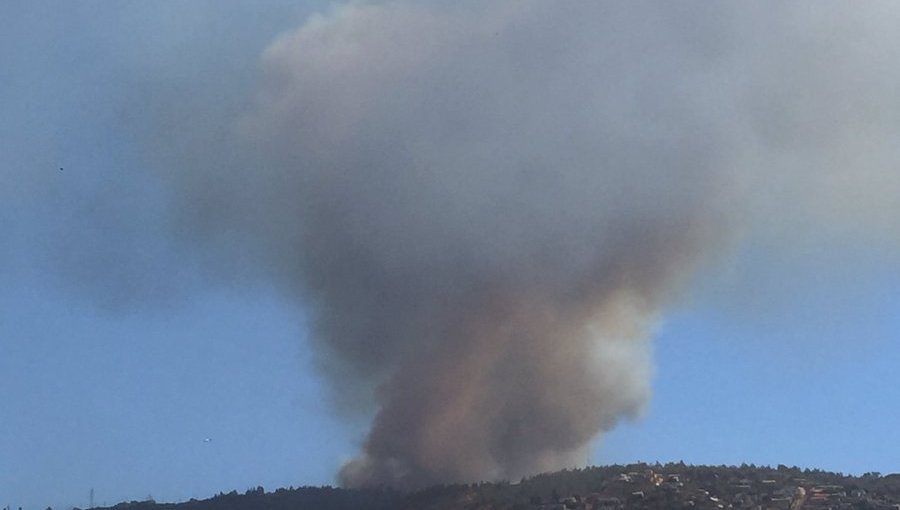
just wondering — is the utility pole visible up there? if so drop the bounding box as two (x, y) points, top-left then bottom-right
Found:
(90, 489), (94, 509)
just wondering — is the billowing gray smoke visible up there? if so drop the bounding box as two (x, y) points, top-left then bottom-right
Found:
(234, 1), (736, 488)
(155, 0), (900, 490)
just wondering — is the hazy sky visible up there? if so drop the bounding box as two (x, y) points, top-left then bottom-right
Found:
(3, 1), (900, 509)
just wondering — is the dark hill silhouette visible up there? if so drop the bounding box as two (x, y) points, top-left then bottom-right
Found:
(82, 464), (900, 510)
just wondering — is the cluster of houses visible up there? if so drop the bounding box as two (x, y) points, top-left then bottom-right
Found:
(533, 469), (900, 510)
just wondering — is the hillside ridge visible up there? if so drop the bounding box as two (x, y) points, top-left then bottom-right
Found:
(85, 464), (900, 510)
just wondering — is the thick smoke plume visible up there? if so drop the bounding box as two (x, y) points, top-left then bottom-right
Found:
(156, 0), (900, 490)
(237, 1), (735, 488)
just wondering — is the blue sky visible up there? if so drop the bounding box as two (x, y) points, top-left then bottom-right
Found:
(3, 2), (900, 509)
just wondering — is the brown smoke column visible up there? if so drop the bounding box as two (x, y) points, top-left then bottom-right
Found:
(157, 0), (900, 490)
(224, 1), (738, 488)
